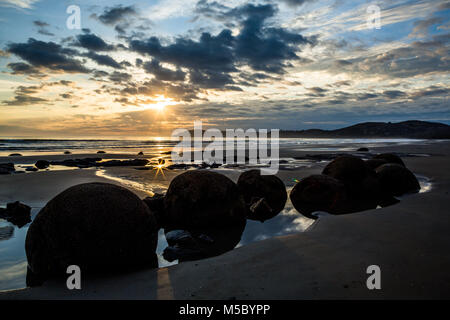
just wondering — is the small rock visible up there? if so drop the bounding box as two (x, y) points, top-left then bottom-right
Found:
(97, 151), (106, 154)
(9, 153), (22, 157)
(25, 167), (38, 172)
(35, 160), (50, 170)
(64, 151), (71, 155)
(357, 147), (369, 152)
(138, 151), (144, 156)
(237, 169), (287, 222)
(0, 201), (32, 228)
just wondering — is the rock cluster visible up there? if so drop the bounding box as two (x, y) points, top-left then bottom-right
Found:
(290, 153), (420, 218)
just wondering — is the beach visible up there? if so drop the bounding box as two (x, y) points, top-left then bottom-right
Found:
(0, 139), (449, 299)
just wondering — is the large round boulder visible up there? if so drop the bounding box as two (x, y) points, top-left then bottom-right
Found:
(376, 164), (420, 196)
(35, 160), (50, 169)
(289, 175), (350, 219)
(164, 170), (247, 230)
(25, 183), (158, 283)
(322, 155), (381, 212)
(237, 169), (287, 222)
(373, 153), (405, 167)
(365, 158), (388, 170)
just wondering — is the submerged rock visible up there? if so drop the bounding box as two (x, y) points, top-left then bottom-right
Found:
(64, 151), (71, 155)
(25, 183), (158, 285)
(0, 201), (31, 228)
(357, 147), (369, 152)
(373, 153), (405, 167)
(8, 153), (22, 157)
(376, 164), (420, 196)
(0, 226), (14, 241)
(290, 175), (350, 219)
(237, 169), (287, 222)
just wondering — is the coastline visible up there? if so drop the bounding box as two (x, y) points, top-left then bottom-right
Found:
(1, 141), (450, 299)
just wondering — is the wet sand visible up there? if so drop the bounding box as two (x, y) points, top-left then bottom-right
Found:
(1, 141), (450, 299)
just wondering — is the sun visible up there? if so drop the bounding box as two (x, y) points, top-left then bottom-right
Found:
(143, 95), (176, 112)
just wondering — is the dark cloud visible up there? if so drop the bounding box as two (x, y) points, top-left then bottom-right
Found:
(6, 62), (43, 76)
(383, 90), (406, 99)
(108, 71), (132, 83)
(33, 20), (54, 36)
(411, 17), (444, 36)
(84, 51), (123, 69)
(73, 33), (114, 51)
(130, 3), (314, 90)
(143, 60), (186, 81)
(94, 5), (136, 25)
(6, 38), (89, 73)
(279, 0), (314, 7)
(1, 85), (50, 106)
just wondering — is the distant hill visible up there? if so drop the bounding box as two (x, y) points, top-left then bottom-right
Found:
(280, 120), (450, 139)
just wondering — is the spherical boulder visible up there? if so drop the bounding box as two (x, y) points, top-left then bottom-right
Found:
(322, 155), (382, 212)
(373, 153), (405, 167)
(322, 155), (370, 186)
(365, 158), (388, 170)
(376, 164), (420, 196)
(25, 183), (158, 281)
(289, 175), (350, 218)
(237, 169), (287, 222)
(163, 170), (247, 229)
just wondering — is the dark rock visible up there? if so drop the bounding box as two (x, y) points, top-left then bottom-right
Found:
(237, 169), (287, 222)
(25, 183), (158, 284)
(138, 151), (144, 156)
(357, 147), (369, 152)
(376, 164), (420, 196)
(163, 222), (245, 262)
(100, 159), (149, 167)
(142, 193), (165, 228)
(322, 155), (381, 212)
(9, 153), (22, 157)
(97, 151), (106, 154)
(165, 230), (197, 247)
(35, 160), (50, 170)
(289, 175), (350, 218)
(373, 153), (405, 167)
(0, 163), (15, 171)
(0, 225), (14, 241)
(365, 159), (388, 170)
(164, 170), (247, 229)
(64, 151), (71, 155)
(25, 167), (38, 172)
(0, 201), (31, 228)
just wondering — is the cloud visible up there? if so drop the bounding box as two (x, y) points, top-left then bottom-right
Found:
(143, 60), (186, 81)
(410, 17), (444, 37)
(73, 33), (115, 51)
(94, 5), (137, 25)
(131, 3), (315, 90)
(0, 0), (39, 9)
(84, 51), (123, 69)
(6, 38), (90, 73)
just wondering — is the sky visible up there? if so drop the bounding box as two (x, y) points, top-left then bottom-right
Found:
(0, 0), (449, 138)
